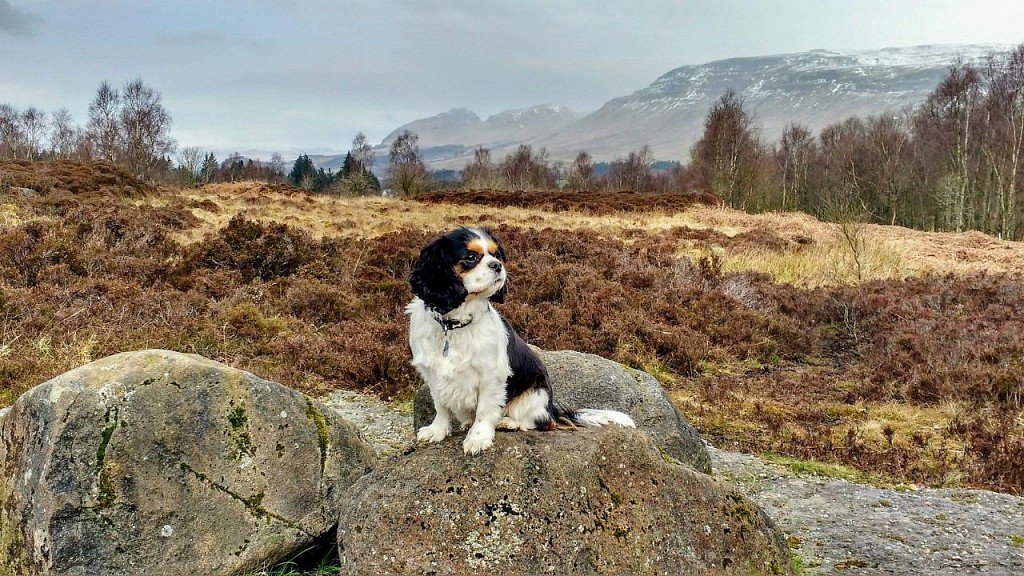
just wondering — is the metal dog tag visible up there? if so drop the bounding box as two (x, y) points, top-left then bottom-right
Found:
(443, 339), (450, 357)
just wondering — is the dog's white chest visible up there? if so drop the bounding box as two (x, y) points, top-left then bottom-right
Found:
(406, 299), (512, 417)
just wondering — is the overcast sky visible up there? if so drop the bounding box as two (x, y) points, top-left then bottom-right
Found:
(2, 0), (1023, 159)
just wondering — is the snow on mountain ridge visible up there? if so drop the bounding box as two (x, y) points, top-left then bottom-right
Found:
(373, 44), (1015, 169)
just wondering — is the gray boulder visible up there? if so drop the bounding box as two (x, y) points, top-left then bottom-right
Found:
(414, 348), (711, 472)
(0, 350), (376, 576)
(337, 426), (792, 576)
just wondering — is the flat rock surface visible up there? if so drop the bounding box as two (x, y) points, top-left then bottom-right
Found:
(325, 390), (1024, 575)
(321, 390), (411, 456)
(710, 446), (1024, 575)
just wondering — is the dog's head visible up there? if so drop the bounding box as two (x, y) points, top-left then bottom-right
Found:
(410, 227), (508, 315)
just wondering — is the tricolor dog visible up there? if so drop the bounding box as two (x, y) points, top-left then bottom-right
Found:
(406, 227), (635, 455)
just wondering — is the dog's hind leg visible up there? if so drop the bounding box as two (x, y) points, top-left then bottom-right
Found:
(502, 388), (552, 432)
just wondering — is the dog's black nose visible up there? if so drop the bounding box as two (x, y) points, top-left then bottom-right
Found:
(488, 260), (502, 272)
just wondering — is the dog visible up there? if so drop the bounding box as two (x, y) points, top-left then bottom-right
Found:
(406, 227), (635, 455)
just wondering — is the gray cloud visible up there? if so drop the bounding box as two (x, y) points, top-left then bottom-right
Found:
(3, 0), (1023, 158)
(0, 1), (42, 37)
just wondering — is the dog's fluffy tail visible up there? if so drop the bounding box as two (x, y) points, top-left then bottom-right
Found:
(567, 408), (636, 428)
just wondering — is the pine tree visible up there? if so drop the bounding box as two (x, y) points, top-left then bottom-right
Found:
(289, 154), (317, 188)
(341, 152), (356, 179)
(199, 153), (218, 184)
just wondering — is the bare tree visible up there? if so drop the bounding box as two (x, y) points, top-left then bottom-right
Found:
(0, 104), (23, 161)
(176, 145), (205, 185)
(270, 152), (286, 177)
(567, 151), (596, 192)
(87, 81), (121, 161)
(498, 144), (555, 190)
(118, 79), (176, 178)
(774, 123), (816, 211)
(917, 60), (982, 232)
(20, 108), (47, 160)
(461, 147), (501, 188)
(821, 182), (871, 282)
(387, 130), (431, 195)
(689, 90), (769, 209)
(606, 145), (654, 192)
(352, 132), (375, 172)
(979, 46), (1024, 239)
(49, 109), (78, 159)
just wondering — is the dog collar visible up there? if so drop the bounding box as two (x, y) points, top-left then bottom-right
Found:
(432, 313), (473, 357)
(434, 314), (474, 332)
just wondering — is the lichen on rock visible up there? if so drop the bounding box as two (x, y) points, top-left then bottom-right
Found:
(0, 349), (376, 576)
(337, 426), (791, 575)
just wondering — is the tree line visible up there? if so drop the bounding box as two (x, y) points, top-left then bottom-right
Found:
(398, 43), (1023, 240)
(5, 44), (1024, 240)
(1, 79), (174, 179)
(687, 44), (1024, 240)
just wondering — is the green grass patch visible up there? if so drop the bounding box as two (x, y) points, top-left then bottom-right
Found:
(762, 453), (907, 489)
(243, 561), (339, 576)
(1011, 534), (1024, 548)
(789, 551), (809, 575)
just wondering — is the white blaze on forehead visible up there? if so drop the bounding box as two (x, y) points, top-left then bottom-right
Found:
(459, 227), (505, 295)
(465, 228), (499, 258)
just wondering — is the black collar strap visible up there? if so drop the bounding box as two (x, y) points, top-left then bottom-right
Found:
(434, 314), (474, 332)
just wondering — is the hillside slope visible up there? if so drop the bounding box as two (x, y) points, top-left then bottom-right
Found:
(375, 44), (1006, 168)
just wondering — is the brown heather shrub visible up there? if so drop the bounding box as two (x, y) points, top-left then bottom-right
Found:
(0, 159), (153, 197)
(417, 188), (722, 215)
(489, 226), (813, 375)
(180, 213), (317, 282)
(0, 221), (84, 286)
(799, 273), (1024, 405)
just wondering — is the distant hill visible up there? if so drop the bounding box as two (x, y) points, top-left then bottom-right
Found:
(367, 44), (1007, 170)
(380, 104), (582, 149)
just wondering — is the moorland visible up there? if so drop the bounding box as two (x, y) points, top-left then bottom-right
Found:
(1, 159), (1022, 495)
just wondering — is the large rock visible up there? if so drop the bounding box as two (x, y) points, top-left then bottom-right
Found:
(414, 348), (712, 472)
(337, 427), (792, 575)
(0, 350), (376, 576)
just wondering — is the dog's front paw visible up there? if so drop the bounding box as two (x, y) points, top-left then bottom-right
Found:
(417, 424), (450, 444)
(462, 426), (495, 455)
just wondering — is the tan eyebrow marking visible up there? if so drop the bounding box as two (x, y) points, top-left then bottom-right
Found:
(467, 239), (494, 256)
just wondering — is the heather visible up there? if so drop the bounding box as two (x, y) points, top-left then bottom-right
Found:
(1, 161), (1022, 492)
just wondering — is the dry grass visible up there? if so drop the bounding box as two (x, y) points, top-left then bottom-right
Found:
(174, 183), (1024, 289)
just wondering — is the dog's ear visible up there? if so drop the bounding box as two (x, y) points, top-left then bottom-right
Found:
(483, 226), (507, 260)
(409, 236), (467, 315)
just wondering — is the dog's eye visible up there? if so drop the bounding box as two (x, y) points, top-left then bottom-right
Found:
(464, 253), (479, 263)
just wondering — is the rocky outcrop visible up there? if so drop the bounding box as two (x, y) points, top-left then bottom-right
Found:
(415, 348), (712, 472)
(337, 426), (792, 575)
(0, 350), (375, 576)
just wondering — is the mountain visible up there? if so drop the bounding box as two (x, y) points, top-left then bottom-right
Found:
(539, 44), (1005, 161)
(380, 108), (483, 149)
(380, 104), (582, 150)
(376, 44), (1007, 169)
